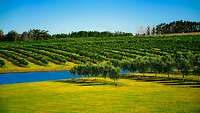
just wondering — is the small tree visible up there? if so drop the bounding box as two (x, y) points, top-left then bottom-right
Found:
(146, 26), (151, 36)
(193, 54), (200, 80)
(0, 30), (4, 41)
(70, 65), (120, 86)
(120, 59), (137, 73)
(151, 26), (156, 35)
(175, 52), (192, 80)
(0, 60), (5, 67)
(6, 30), (19, 41)
(108, 67), (120, 86)
(20, 32), (29, 41)
(137, 56), (150, 76)
(161, 55), (175, 78)
(149, 56), (163, 77)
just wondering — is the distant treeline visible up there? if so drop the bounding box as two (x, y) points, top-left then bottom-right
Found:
(0, 30), (133, 41)
(0, 29), (50, 41)
(1, 20), (200, 41)
(52, 31), (133, 38)
(138, 20), (200, 35)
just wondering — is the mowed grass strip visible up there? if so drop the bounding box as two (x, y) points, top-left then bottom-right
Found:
(0, 78), (200, 113)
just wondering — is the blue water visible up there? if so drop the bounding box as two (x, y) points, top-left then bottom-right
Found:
(120, 69), (129, 75)
(0, 71), (80, 85)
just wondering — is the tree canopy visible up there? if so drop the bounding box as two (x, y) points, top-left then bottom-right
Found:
(139, 20), (200, 35)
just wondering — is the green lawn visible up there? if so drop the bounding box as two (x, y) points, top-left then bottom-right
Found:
(0, 78), (200, 113)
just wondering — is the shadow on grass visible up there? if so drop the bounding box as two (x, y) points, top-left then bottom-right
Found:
(124, 75), (200, 88)
(55, 78), (125, 86)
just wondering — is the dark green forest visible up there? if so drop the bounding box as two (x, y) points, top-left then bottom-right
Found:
(154, 20), (200, 34)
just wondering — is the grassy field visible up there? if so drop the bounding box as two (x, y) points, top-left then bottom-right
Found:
(0, 78), (200, 113)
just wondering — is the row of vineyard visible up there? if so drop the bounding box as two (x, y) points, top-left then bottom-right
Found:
(0, 35), (200, 78)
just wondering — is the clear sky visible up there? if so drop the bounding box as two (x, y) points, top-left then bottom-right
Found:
(0, 0), (200, 34)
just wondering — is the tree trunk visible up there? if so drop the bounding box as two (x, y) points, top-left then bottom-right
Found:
(182, 74), (185, 81)
(114, 79), (117, 86)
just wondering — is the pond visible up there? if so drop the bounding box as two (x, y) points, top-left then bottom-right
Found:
(0, 71), (80, 85)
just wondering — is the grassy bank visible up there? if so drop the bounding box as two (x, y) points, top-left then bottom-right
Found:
(0, 59), (77, 73)
(0, 78), (200, 113)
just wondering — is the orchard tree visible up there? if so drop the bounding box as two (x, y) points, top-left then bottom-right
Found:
(20, 31), (31, 41)
(175, 52), (192, 80)
(152, 20), (200, 34)
(0, 60), (5, 67)
(28, 29), (50, 40)
(121, 59), (138, 73)
(70, 65), (120, 86)
(149, 56), (163, 77)
(0, 30), (4, 41)
(5, 30), (19, 41)
(151, 26), (156, 35)
(193, 54), (200, 80)
(146, 26), (151, 36)
(137, 56), (150, 76)
(161, 55), (175, 78)
(107, 67), (120, 86)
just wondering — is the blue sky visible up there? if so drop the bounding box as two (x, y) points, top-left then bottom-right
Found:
(0, 0), (200, 34)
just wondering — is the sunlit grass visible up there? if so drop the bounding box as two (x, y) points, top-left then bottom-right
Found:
(128, 72), (200, 81)
(0, 58), (77, 73)
(0, 78), (200, 113)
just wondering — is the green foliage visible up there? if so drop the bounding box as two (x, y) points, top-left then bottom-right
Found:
(1, 29), (50, 41)
(175, 51), (193, 79)
(5, 30), (19, 41)
(27, 29), (50, 40)
(70, 65), (120, 84)
(0, 29), (133, 42)
(193, 54), (200, 67)
(0, 30), (4, 41)
(193, 67), (200, 78)
(0, 59), (5, 67)
(1, 46), (48, 66)
(154, 20), (200, 35)
(161, 55), (175, 76)
(53, 31), (133, 38)
(0, 50), (28, 67)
